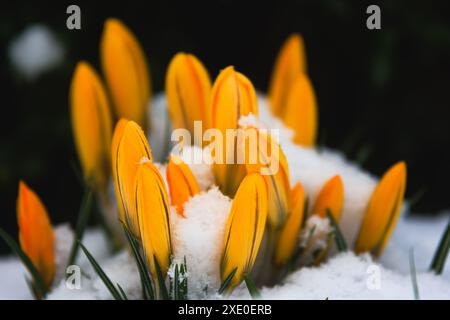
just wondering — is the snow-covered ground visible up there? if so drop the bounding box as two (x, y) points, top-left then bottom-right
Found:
(1, 214), (449, 299)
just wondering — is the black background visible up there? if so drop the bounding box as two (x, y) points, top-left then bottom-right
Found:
(1, 0), (450, 254)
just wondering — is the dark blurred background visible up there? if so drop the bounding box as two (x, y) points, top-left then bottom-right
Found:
(1, 0), (450, 254)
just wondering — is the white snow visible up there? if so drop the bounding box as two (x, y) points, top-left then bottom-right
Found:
(0, 257), (33, 300)
(232, 252), (450, 300)
(381, 212), (450, 278)
(1, 214), (449, 300)
(8, 24), (64, 80)
(171, 187), (232, 299)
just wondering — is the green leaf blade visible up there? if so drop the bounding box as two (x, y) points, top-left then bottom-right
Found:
(0, 227), (47, 299)
(244, 274), (261, 299)
(121, 223), (155, 300)
(153, 255), (169, 300)
(430, 218), (450, 274)
(218, 267), (237, 295)
(68, 187), (93, 266)
(79, 241), (123, 300)
(326, 209), (348, 251)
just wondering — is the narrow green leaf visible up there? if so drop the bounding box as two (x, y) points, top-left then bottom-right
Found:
(121, 223), (155, 300)
(0, 227), (47, 299)
(68, 187), (93, 266)
(153, 255), (169, 300)
(430, 218), (450, 274)
(173, 264), (179, 300)
(326, 208), (348, 251)
(182, 257), (188, 298)
(25, 276), (40, 300)
(78, 241), (122, 300)
(409, 248), (420, 300)
(218, 267), (237, 295)
(244, 274), (261, 299)
(117, 283), (129, 300)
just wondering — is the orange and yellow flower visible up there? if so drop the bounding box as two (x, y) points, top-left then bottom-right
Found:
(17, 181), (55, 289)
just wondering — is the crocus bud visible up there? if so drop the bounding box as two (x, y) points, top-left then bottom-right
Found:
(111, 119), (152, 237)
(70, 61), (113, 191)
(283, 73), (318, 147)
(210, 66), (258, 197)
(166, 52), (211, 134)
(17, 181), (55, 289)
(269, 33), (306, 117)
(220, 173), (268, 293)
(166, 155), (200, 216)
(101, 18), (151, 131)
(355, 162), (407, 257)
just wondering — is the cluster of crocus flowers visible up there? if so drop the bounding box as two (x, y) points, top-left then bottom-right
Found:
(111, 118), (269, 295)
(3, 17), (413, 300)
(71, 20), (408, 295)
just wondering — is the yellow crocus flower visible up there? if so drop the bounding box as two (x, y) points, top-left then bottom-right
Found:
(101, 18), (151, 131)
(274, 182), (305, 267)
(355, 161), (407, 257)
(220, 173), (268, 293)
(211, 66), (258, 197)
(166, 52), (211, 133)
(312, 175), (344, 220)
(111, 119), (152, 237)
(244, 126), (291, 230)
(70, 61), (113, 191)
(166, 155), (201, 216)
(17, 181), (55, 289)
(283, 73), (318, 147)
(134, 161), (172, 280)
(268, 33), (306, 117)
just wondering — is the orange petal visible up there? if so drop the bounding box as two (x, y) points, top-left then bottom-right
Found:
(17, 181), (55, 288)
(166, 155), (201, 216)
(70, 61), (113, 191)
(101, 18), (151, 130)
(312, 175), (344, 221)
(354, 162), (407, 257)
(274, 182), (305, 267)
(166, 52), (211, 133)
(268, 33), (306, 117)
(220, 173), (268, 292)
(111, 119), (152, 237)
(283, 74), (318, 146)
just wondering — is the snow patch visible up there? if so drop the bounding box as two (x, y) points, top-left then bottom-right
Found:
(171, 187), (232, 299)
